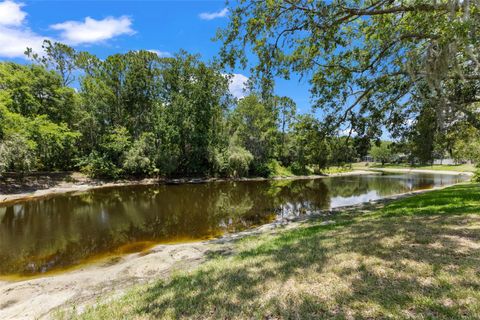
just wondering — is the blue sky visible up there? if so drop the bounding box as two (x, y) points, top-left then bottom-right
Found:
(0, 0), (313, 113)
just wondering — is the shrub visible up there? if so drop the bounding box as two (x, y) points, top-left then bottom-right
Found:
(123, 133), (156, 176)
(211, 148), (229, 177)
(289, 161), (310, 175)
(266, 159), (293, 177)
(227, 146), (253, 177)
(474, 169), (480, 182)
(0, 134), (36, 173)
(79, 151), (121, 179)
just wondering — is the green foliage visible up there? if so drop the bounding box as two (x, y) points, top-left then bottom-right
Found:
(28, 116), (81, 170)
(0, 62), (79, 125)
(473, 170), (480, 183)
(0, 134), (36, 173)
(266, 159), (294, 177)
(451, 126), (480, 164)
(0, 44), (430, 179)
(227, 146), (253, 178)
(79, 151), (121, 179)
(370, 142), (393, 165)
(230, 95), (277, 175)
(123, 133), (157, 176)
(0, 102), (80, 173)
(289, 162), (311, 176)
(290, 114), (331, 172)
(101, 127), (131, 161)
(218, 1), (480, 148)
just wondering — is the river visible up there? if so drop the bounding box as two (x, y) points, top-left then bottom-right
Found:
(0, 173), (468, 277)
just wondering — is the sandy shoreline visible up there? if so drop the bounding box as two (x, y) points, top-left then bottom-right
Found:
(0, 180), (471, 320)
(0, 170), (378, 205)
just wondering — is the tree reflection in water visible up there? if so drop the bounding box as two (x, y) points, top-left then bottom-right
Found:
(0, 173), (467, 276)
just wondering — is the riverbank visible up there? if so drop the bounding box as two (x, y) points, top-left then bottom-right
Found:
(0, 170), (376, 205)
(61, 182), (480, 320)
(353, 162), (477, 173)
(0, 182), (476, 319)
(368, 167), (475, 176)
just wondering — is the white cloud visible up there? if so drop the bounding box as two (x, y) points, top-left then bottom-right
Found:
(0, 0), (46, 58)
(0, 25), (45, 57)
(50, 16), (134, 45)
(0, 1), (135, 58)
(0, 0), (26, 26)
(147, 49), (172, 57)
(199, 8), (228, 20)
(227, 73), (249, 99)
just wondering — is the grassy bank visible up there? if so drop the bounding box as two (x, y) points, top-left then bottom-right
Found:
(63, 183), (480, 319)
(352, 162), (476, 173)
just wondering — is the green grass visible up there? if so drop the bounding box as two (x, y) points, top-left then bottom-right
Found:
(65, 183), (480, 319)
(319, 165), (353, 175)
(352, 162), (476, 172)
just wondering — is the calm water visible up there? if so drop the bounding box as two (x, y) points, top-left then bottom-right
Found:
(0, 173), (468, 276)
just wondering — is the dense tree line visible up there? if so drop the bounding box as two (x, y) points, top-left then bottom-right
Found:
(0, 41), (357, 178)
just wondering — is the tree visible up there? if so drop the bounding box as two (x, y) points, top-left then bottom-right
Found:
(229, 95), (278, 175)
(450, 124), (480, 164)
(408, 104), (438, 164)
(123, 132), (157, 176)
(0, 101), (80, 173)
(290, 114), (332, 173)
(227, 146), (254, 178)
(218, 1), (480, 140)
(155, 51), (231, 175)
(274, 96), (296, 164)
(79, 50), (162, 140)
(0, 62), (79, 125)
(370, 142), (393, 166)
(26, 40), (79, 86)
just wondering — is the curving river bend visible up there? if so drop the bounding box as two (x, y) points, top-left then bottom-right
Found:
(0, 173), (468, 277)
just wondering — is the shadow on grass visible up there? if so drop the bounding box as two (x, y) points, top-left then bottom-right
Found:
(81, 184), (480, 319)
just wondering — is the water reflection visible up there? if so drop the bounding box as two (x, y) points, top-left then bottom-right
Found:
(0, 173), (467, 276)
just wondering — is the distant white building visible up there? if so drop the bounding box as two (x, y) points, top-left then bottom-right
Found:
(433, 158), (455, 165)
(433, 158), (472, 165)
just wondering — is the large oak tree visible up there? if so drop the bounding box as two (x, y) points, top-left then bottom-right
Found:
(218, 0), (480, 139)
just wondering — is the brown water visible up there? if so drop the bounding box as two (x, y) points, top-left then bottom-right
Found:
(0, 173), (468, 277)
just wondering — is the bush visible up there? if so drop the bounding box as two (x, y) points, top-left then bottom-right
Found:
(266, 159), (294, 177)
(211, 148), (229, 177)
(474, 169), (480, 182)
(123, 133), (156, 176)
(289, 161), (310, 175)
(0, 134), (36, 173)
(227, 146), (253, 177)
(79, 151), (121, 179)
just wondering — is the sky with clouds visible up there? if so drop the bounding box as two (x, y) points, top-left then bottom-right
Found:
(0, 0), (312, 111)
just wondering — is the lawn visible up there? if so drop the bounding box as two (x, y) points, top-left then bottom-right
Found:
(65, 183), (480, 319)
(352, 162), (476, 173)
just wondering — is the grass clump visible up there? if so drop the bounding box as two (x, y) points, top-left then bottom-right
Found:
(68, 183), (480, 319)
(319, 165), (353, 175)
